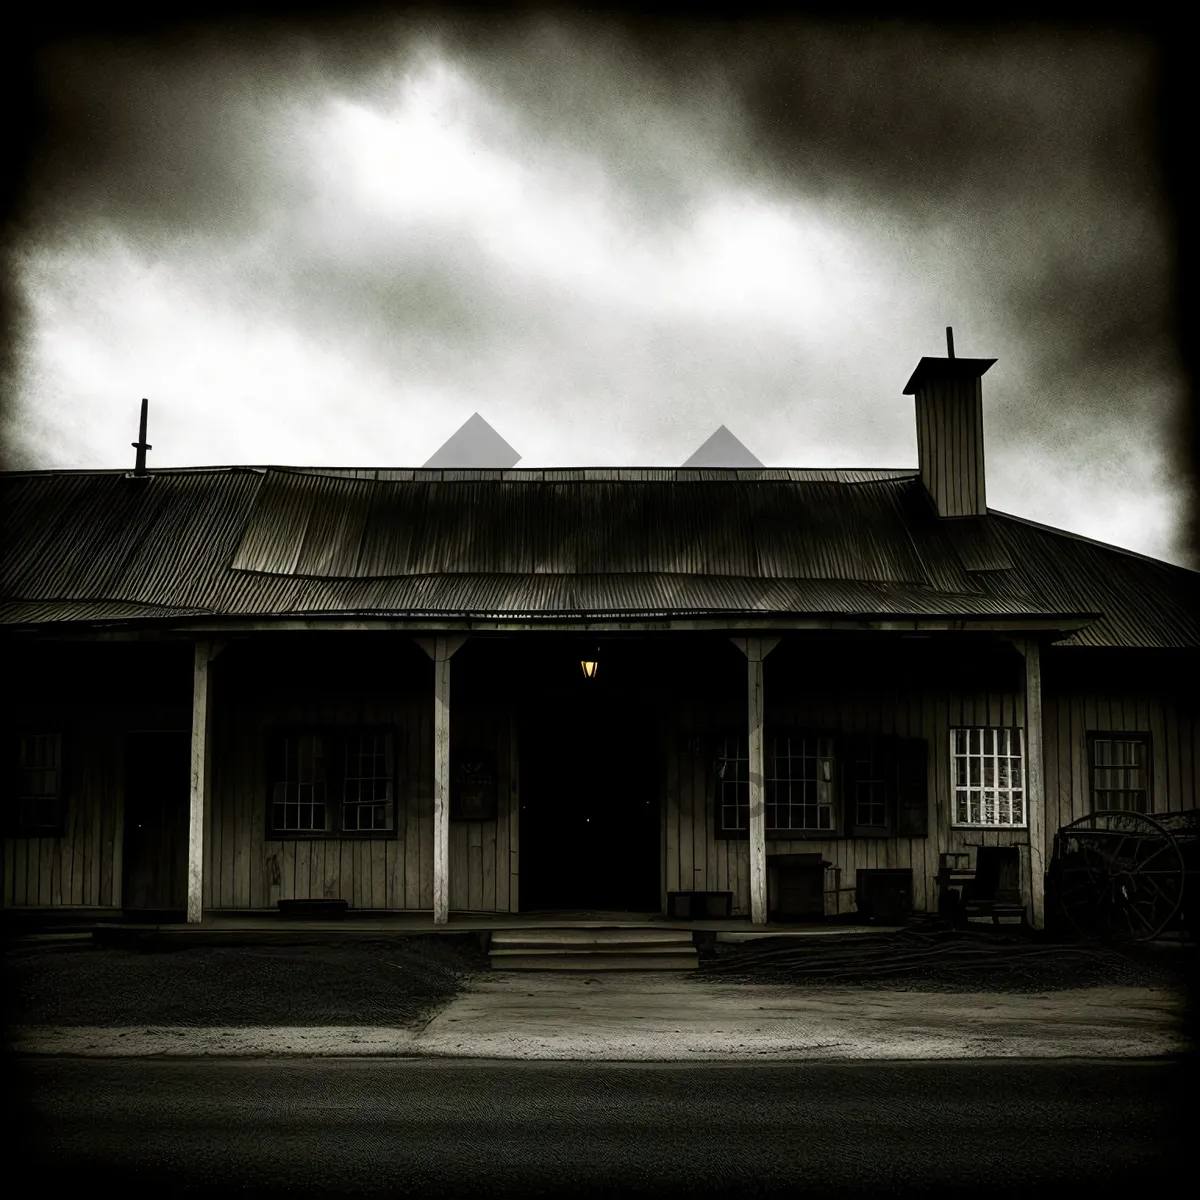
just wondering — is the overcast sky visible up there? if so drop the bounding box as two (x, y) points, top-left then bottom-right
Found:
(4, 12), (1193, 566)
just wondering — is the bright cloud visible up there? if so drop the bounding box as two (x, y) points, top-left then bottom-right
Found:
(4, 19), (1189, 568)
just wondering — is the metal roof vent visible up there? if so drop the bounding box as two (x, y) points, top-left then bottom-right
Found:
(681, 425), (764, 467)
(422, 413), (521, 469)
(126, 398), (152, 479)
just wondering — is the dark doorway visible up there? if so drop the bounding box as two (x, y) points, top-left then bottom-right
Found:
(122, 731), (190, 918)
(519, 686), (660, 913)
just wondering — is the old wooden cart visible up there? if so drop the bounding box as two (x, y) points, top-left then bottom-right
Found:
(1046, 808), (1199, 942)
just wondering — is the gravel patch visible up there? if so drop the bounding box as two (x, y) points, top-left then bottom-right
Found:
(696, 922), (1195, 994)
(4, 933), (488, 1028)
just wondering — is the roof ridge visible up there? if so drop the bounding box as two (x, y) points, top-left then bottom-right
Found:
(0, 465), (266, 478)
(1, 464), (921, 478)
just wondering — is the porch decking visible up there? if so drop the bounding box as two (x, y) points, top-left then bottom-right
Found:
(5, 908), (904, 942)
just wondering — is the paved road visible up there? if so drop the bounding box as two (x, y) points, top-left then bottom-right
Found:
(10, 1057), (1187, 1196)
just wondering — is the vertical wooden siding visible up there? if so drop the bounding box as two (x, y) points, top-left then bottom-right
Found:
(4, 703), (190, 910)
(661, 681), (1007, 917)
(3, 726), (120, 907)
(659, 648), (1199, 918)
(1043, 687), (1199, 831)
(6, 640), (1197, 916)
(915, 377), (986, 517)
(204, 688), (518, 912)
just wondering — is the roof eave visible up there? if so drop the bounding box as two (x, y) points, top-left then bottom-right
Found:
(2, 611), (1106, 637)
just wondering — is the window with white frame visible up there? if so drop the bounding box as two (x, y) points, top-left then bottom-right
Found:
(951, 727), (1025, 827)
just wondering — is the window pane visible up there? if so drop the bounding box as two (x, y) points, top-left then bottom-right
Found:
(271, 733), (329, 832)
(341, 731), (394, 833)
(1090, 736), (1150, 815)
(764, 733), (835, 831)
(953, 729), (1025, 828)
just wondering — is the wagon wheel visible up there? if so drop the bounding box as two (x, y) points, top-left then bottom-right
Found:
(1055, 810), (1185, 943)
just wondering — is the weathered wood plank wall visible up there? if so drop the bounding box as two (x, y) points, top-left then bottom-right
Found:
(203, 657), (517, 913)
(5, 638), (1197, 916)
(1043, 688), (1198, 830)
(660, 642), (1199, 918)
(3, 705), (190, 909)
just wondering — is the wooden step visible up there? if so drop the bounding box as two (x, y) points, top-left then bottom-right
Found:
(490, 929), (694, 951)
(489, 950), (699, 971)
(487, 926), (699, 971)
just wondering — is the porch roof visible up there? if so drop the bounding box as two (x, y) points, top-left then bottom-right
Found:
(2, 466), (1197, 648)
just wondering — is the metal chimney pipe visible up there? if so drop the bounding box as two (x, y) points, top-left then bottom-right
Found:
(132, 398), (152, 475)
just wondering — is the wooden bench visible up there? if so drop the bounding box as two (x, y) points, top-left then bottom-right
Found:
(666, 891), (734, 920)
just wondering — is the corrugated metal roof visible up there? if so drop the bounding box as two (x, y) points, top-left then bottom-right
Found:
(230, 471), (932, 583)
(988, 513), (1200, 648)
(2, 466), (1196, 646)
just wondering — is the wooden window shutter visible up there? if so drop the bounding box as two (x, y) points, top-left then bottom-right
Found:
(895, 737), (930, 837)
(838, 735), (864, 837)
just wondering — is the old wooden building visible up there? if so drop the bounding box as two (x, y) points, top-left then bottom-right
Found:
(3, 346), (1198, 929)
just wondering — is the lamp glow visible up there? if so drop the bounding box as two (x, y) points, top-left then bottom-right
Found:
(580, 645), (600, 679)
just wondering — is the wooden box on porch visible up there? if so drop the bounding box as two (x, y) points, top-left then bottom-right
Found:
(666, 891), (733, 919)
(767, 854), (831, 922)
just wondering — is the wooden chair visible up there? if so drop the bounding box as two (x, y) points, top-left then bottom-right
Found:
(937, 848), (1027, 925)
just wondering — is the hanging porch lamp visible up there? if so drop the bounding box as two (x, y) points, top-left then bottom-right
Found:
(580, 644), (600, 679)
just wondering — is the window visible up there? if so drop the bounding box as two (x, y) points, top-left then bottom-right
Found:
(7, 733), (66, 835)
(850, 740), (890, 831)
(842, 735), (930, 838)
(715, 732), (835, 837)
(339, 731), (395, 832)
(767, 733), (836, 833)
(269, 728), (395, 836)
(951, 727), (1025, 827)
(716, 734), (750, 835)
(1088, 733), (1151, 813)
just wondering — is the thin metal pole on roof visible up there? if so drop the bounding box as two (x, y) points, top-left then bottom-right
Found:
(132, 398), (152, 475)
(946, 327), (955, 358)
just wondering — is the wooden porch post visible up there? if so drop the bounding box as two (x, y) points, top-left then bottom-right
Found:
(187, 639), (212, 924)
(732, 635), (781, 926)
(416, 635), (467, 925)
(1016, 636), (1046, 930)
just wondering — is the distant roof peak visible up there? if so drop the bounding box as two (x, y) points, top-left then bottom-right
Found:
(681, 425), (764, 468)
(422, 413), (521, 469)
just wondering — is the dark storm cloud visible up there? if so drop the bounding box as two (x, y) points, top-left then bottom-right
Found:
(653, 25), (1173, 417)
(3, 10), (1191, 562)
(438, 18), (1177, 430)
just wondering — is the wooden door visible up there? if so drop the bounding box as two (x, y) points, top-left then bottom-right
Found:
(520, 691), (659, 912)
(122, 731), (190, 915)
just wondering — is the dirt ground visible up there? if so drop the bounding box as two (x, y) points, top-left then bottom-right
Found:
(4, 933), (489, 1028)
(4, 925), (1194, 1042)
